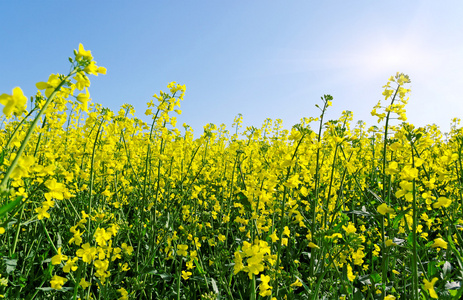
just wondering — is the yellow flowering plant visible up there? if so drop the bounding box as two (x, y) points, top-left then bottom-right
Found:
(1, 46), (463, 300)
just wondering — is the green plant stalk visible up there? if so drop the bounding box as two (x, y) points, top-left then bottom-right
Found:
(177, 256), (182, 300)
(40, 219), (58, 253)
(250, 274), (256, 300)
(143, 100), (165, 224)
(10, 204), (25, 255)
(2, 71), (74, 257)
(380, 83), (401, 295)
(410, 143), (419, 300)
(86, 117), (104, 239)
(0, 70), (75, 190)
(32, 115), (47, 157)
(274, 131), (306, 297)
(322, 141), (339, 227)
(3, 107), (37, 150)
(224, 151), (240, 246)
(310, 96), (329, 280)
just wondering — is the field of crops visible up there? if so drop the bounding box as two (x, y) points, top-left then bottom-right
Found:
(1, 45), (462, 299)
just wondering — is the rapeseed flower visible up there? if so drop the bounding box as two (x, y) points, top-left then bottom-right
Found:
(259, 274), (272, 296)
(50, 275), (67, 290)
(51, 247), (68, 265)
(431, 238), (448, 249)
(423, 277), (438, 298)
(0, 87), (27, 116)
(377, 203), (395, 215)
(182, 271), (192, 280)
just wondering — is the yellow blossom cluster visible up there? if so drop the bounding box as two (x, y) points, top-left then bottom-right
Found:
(0, 47), (462, 299)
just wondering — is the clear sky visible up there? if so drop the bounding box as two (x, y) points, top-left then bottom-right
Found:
(1, 1), (462, 136)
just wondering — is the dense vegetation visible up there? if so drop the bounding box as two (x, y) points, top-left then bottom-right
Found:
(1, 45), (462, 299)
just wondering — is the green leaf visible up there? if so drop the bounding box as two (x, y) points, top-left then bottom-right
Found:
(140, 267), (157, 275)
(4, 257), (17, 274)
(369, 272), (381, 284)
(235, 192), (251, 212)
(210, 277), (219, 295)
(0, 196), (23, 218)
(427, 260), (437, 277)
(344, 209), (372, 217)
(193, 258), (205, 274)
(155, 273), (173, 281)
(443, 261), (452, 277)
(36, 287), (74, 292)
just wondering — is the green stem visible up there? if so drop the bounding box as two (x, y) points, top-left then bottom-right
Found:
(380, 83), (401, 296)
(86, 118), (104, 237)
(1, 70), (76, 189)
(310, 96), (330, 280)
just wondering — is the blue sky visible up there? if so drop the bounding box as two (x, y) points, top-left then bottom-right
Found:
(1, 1), (462, 136)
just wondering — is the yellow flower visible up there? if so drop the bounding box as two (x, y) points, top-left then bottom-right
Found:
(0, 87), (27, 116)
(326, 233), (342, 240)
(308, 242), (320, 249)
(382, 88), (393, 100)
(94, 228), (112, 247)
(76, 87), (91, 113)
(283, 226), (290, 237)
(35, 73), (61, 97)
(259, 274), (272, 296)
(0, 227), (4, 234)
(69, 228), (83, 246)
(35, 204), (51, 220)
(73, 71), (90, 90)
(181, 270), (192, 280)
(290, 278), (303, 288)
(385, 161), (399, 175)
(342, 222), (357, 234)
(352, 248), (365, 265)
(177, 244), (188, 256)
(121, 243), (134, 255)
(432, 197), (452, 209)
(400, 165), (418, 181)
(119, 262), (130, 271)
(44, 178), (66, 201)
(218, 234), (226, 242)
(0, 274), (7, 287)
(63, 257), (78, 273)
(76, 243), (97, 263)
(423, 277), (438, 298)
(10, 155), (35, 180)
(269, 230), (279, 242)
(346, 264), (356, 282)
(75, 43), (93, 61)
(384, 295), (396, 300)
(377, 203), (395, 215)
(244, 253), (265, 279)
(50, 275), (67, 290)
(430, 238), (448, 249)
(117, 287), (129, 300)
(79, 278), (91, 289)
(385, 239), (397, 247)
(51, 247), (68, 265)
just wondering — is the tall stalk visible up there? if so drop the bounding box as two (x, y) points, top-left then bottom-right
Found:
(309, 95), (331, 280)
(379, 83), (401, 296)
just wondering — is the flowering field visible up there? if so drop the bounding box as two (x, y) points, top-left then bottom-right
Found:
(0, 45), (462, 300)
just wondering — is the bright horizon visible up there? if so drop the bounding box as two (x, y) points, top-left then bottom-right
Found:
(1, 1), (462, 136)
